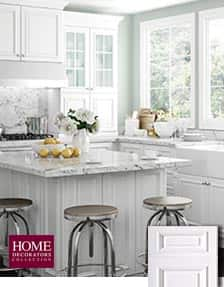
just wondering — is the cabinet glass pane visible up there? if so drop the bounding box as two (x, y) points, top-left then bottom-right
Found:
(66, 70), (75, 87)
(104, 71), (113, 86)
(96, 36), (103, 51)
(104, 36), (112, 52)
(66, 52), (75, 68)
(76, 70), (85, 87)
(76, 33), (85, 50)
(104, 54), (112, 69)
(76, 52), (84, 68)
(67, 32), (74, 50)
(96, 71), (103, 86)
(96, 54), (103, 69)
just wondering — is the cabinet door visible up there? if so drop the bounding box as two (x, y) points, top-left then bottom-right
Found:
(65, 27), (89, 89)
(61, 91), (89, 114)
(0, 4), (20, 60)
(21, 7), (63, 62)
(148, 226), (218, 287)
(175, 174), (209, 224)
(91, 93), (117, 133)
(91, 29), (117, 92)
(209, 178), (224, 229)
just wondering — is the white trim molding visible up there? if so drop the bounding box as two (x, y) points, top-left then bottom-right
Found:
(140, 13), (195, 127)
(199, 7), (224, 130)
(0, 0), (68, 10)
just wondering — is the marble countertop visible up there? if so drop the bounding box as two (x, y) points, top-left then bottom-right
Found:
(0, 149), (190, 178)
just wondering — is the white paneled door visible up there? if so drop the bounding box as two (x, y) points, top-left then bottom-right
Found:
(21, 7), (63, 62)
(0, 4), (20, 60)
(148, 226), (218, 287)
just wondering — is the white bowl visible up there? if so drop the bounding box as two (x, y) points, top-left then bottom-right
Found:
(32, 143), (65, 154)
(154, 122), (175, 138)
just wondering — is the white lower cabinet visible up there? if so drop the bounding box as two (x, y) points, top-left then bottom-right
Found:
(148, 226), (218, 287)
(174, 174), (209, 224)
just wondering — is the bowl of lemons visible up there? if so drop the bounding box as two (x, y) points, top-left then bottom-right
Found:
(32, 137), (81, 159)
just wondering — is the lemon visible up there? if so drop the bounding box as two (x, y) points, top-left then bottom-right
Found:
(39, 148), (49, 158)
(51, 148), (61, 158)
(61, 148), (73, 158)
(55, 139), (61, 144)
(72, 147), (81, 157)
(44, 137), (57, 145)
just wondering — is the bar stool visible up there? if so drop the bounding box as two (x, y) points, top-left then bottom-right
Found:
(0, 198), (32, 246)
(64, 204), (118, 277)
(143, 196), (192, 274)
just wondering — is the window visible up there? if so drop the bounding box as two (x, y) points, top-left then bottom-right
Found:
(140, 14), (195, 125)
(199, 8), (224, 129)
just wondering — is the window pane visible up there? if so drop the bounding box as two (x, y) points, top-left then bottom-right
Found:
(209, 19), (224, 119)
(150, 89), (169, 111)
(151, 63), (169, 88)
(76, 52), (84, 68)
(150, 29), (169, 63)
(104, 36), (113, 52)
(171, 26), (191, 56)
(96, 35), (103, 51)
(66, 52), (75, 68)
(171, 58), (191, 88)
(171, 88), (191, 118)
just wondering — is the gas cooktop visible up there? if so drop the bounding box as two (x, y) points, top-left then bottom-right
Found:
(0, 133), (53, 141)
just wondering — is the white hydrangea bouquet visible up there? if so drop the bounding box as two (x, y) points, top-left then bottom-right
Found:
(55, 108), (99, 152)
(55, 108), (98, 134)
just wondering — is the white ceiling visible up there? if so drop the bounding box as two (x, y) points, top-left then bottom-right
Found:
(65, 0), (199, 14)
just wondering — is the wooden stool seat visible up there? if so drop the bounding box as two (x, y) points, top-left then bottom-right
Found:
(64, 205), (118, 221)
(143, 196), (192, 210)
(0, 198), (32, 209)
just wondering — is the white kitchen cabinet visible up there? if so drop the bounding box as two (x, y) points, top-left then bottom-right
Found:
(62, 12), (121, 134)
(21, 7), (63, 62)
(0, 3), (63, 63)
(148, 226), (218, 287)
(0, 4), (20, 60)
(174, 174), (209, 224)
(61, 91), (90, 113)
(91, 93), (117, 132)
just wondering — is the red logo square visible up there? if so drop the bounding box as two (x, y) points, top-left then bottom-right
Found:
(9, 235), (54, 268)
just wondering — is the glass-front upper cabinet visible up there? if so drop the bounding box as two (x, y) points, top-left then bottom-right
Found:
(91, 29), (116, 92)
(65, 27), (89, 89)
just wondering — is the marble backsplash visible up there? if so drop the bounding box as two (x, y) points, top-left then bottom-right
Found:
(0, 88), (58, 134)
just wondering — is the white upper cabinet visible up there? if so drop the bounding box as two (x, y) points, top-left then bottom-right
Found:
(0, 3), (64, 63)
(63, 12), (122, 134)
(21, 7), (63, 62)
(0, 4), (20, 60)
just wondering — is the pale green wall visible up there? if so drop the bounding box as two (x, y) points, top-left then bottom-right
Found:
(132, 0), (224, 128)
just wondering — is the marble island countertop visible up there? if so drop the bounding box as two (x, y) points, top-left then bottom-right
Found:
(0, 149), (190, 178)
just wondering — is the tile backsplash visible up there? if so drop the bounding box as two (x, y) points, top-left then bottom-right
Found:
(0, 88), (59, 134)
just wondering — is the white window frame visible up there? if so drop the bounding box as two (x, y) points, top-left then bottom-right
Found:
(140, 13), (195, 127)
(199, 7), (224, 130)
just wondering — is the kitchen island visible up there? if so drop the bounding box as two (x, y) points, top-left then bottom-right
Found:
(0, 149), (189, 275)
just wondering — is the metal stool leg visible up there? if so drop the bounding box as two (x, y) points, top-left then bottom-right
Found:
(145, 209), (163, 275)
(96, 221), (116, 277)
(166, 209), (172, 226)
(10, 213), (20, 235)
(103, 228), (109, 276)
(73, 221), (88, 276)
(175, 210), (188, 226)
(13, 211), (30, 234)
(89, 221), (94, 258)
(67, 221), (85, 276)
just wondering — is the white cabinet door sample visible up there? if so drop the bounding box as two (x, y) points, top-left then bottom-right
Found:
(148, 226), (218, 287)
(22, 7), (63, 62)
(0, 4), (20, 60)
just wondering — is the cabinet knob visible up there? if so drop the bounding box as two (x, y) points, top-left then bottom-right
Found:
(21, 54), (25, 57)
(16, 54), (20, 57)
